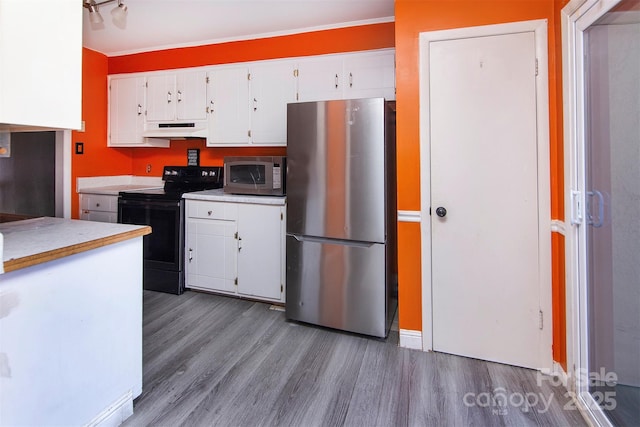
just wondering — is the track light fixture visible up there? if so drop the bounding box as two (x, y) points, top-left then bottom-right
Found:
(83, 0), (128, 28)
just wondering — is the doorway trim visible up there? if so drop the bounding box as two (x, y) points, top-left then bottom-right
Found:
(418, 19), (552, 369)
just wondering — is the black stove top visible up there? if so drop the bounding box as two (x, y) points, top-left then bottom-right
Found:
(119, 166), (224, 201)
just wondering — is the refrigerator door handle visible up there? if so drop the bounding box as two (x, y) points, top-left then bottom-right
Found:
(288, 234), (376, 248)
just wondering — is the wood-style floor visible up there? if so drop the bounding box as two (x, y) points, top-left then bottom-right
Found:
(123, 290), (588, 427)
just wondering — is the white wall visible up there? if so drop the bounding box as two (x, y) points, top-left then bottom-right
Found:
(0, 239), (143, 425)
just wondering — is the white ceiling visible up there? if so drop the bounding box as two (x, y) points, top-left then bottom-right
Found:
(82, 0), (395, 56)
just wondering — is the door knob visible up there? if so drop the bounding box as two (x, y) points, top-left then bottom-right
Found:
(436, 207), (447, 218)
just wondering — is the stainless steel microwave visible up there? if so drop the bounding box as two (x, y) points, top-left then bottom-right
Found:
(223, 156), (286, 196)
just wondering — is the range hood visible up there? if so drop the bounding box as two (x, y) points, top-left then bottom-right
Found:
(142, 123), (208, 139)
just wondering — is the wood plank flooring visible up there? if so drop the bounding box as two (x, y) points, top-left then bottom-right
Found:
(123, 290), (588, 427)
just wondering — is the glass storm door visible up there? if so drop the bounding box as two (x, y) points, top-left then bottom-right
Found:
(582, 1), (640, 425)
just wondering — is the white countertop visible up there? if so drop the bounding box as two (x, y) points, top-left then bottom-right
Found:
(183, 188), (286, 206)
(77, 175), (164, 196)
(77, 184), (163, 196)
(0, 217), (150, 273)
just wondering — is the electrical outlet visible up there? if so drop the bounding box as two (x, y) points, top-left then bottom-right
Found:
(75, 142), (84, 155)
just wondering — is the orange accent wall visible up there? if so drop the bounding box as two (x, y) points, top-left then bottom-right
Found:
(72, 48), (133, 219)
(395, 0), (567, 364)
(108, 23), (395, 74)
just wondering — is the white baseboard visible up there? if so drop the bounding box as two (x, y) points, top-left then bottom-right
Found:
(399, 329), (423, 350)
(86, 390), (134, 427)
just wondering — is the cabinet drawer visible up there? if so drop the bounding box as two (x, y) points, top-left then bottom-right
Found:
(80, 194), (118, 212)
(186, 200), (238, 220)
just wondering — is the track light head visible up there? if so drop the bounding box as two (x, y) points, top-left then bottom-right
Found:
(83, 0), (128, 29)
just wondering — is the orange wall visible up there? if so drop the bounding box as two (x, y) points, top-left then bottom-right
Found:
(108, 23), (395, 74)
(71, 48), (133, 219)
(395, 0), (566, 364)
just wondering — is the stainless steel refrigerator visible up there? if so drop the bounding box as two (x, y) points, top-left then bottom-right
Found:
(285, 97), (397, 338)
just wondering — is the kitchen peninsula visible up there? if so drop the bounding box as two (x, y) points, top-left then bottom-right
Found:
(0, 217), (150, 426)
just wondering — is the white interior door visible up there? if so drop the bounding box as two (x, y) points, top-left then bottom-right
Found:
(423, 23), (549, 369)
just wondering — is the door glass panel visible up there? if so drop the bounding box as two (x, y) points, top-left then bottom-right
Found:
(585, 1), (640, 424)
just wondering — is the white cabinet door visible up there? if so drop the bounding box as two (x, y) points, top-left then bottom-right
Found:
(344, 51), (396, 100)
(79, 193), (118, 223)
(237, 204), (284, 301)
(295, 50), (396, 102)
(108, 76), (146, 146)
(250, 61), (297, 145)
(185, 218), (238, 294)
(296, 56), (343, 102)
(176, 70), (208, 121)
(146, 73), (177, 122)
(207, 67), (251, 145)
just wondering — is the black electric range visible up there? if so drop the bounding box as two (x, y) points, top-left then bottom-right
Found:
(117, 166), (223, 294)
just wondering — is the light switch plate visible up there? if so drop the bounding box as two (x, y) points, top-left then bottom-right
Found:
(0, 132), (10, 158)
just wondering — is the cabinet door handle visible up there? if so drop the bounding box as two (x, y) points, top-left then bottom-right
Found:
(95, 203), (100, 207)
(188, 248), (193, 262)
(167, 91), (172, 103)
(253, 98), (257, 111)
(335, 74), (338, 89)
(137, 104), (142, 115)
(177, 90), (182, 102)
(207, 210), (212, 216)
(349, 72), (353, 88)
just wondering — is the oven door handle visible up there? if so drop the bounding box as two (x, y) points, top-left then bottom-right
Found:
(119, 199), (182, 208)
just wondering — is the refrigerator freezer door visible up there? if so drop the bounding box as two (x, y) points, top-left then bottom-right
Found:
(286, 98), (386, 243)
(285, 234), (388, 337)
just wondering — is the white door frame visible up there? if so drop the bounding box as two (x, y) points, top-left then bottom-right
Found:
(418, 19), (553, 369)
(562, 0), (628, 425)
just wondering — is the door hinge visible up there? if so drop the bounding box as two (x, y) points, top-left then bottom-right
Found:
(294, 69), (299, 77)
(247, 73), (251, 81)
(280, 284), (283, 293)
(234, 277), (238, 286)
(206, 76), (210, 84)
(539, 310), (544, 330)
(145, 81), (148, 88)
(234, 231), (238, 239)
(535, 59), (539, 76)
(280, 212), (283, 220)
(248, 130), (252, 138)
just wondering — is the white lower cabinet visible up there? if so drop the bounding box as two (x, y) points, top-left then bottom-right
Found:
(79, 194), (118, 223)
(185, 199), (285, 303)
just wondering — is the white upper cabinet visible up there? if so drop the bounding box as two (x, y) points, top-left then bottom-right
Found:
(177, 70), (208, 121)
(296, 49), (396, 102)
(145, 74), (176, 122)
(249, 60), (297, 146)
(107, 49), (395, 148)
(343, 50), (396, 100)
(146, 70), (208, 122)
(295, 56), (344, 103)
(108, 75), (169, 147)
(0, 0), (82, 130)
(206, 66), (251, 146)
